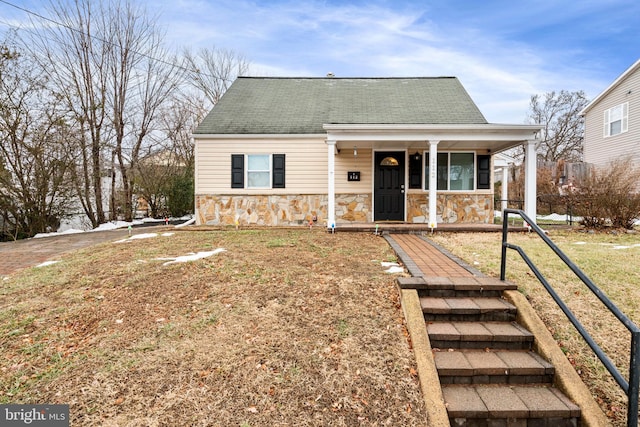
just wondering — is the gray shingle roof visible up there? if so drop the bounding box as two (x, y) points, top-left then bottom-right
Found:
(194, 76), (488, 135)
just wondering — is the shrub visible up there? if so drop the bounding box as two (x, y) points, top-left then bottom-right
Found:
(166, 170), (194, 217)
(567, 157), (640, 229)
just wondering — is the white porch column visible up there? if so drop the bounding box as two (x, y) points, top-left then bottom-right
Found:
(501, 166), (509, 213)
(428, 140), (440, 228)
(327, 139), (337, 228)
(524, 139), (537, 223)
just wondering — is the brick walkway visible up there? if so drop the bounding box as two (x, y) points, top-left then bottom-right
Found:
(387, 234), (475, 278)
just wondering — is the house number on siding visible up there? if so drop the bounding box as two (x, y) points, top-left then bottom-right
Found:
(348, 171), (361, 181)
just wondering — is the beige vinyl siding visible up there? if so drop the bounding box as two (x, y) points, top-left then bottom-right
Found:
(334, 149), (373, 193)
(195, 137), (328, 195)
(584, 70), (640, 167)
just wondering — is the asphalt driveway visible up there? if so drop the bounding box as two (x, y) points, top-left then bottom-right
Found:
(0, 229), (131, 276)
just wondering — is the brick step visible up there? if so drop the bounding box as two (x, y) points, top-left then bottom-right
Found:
(435, 349), (555, 385)
(427, 321), (534, 350)
(421, 296), (517, 321)
(442, 384), (580, 427)
(398, 276), (517, 298)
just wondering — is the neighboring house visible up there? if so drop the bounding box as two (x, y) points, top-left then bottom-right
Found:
(494, 152), (517, 213)
(581, 59), (640, 167)
(193, 76), (541, 228)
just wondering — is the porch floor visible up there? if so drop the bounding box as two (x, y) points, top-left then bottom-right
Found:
(332, 222), (527, 233)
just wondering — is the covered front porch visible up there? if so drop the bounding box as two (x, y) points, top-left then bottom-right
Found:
(324, 124), (541, 229)
(326, 221), (529, 233)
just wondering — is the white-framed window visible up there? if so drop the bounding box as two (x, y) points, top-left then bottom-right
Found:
(424, 152), (477, 191)
(604, 102), (628, 137)
(246, 154), (271, 188)
(231, 153), (286, 189)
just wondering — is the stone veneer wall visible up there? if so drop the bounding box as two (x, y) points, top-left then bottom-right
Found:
(196, 194), (372, 226)
(335, 194), (372, 223)
(407, 193), (493, 224)
(196, 193), (490, 226)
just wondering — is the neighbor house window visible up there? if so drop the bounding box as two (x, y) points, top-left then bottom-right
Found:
(231, 154), (285, 189)
(604, 103), (628, 137)
(424, 152), (486, 191)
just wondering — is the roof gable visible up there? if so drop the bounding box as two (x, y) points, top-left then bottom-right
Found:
(194, 77), (488, 135)
(581, 59), (640, 115)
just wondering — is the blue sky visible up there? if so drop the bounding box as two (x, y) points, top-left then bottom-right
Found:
(1, 0), (639, 123)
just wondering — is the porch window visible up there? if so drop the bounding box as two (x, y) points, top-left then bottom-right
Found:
(424, 152), (476, 191)
(604, 103), (628, 137)
(450, 153), (474, 190)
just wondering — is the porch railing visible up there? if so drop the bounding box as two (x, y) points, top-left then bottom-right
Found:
(500, 208), (640, 427)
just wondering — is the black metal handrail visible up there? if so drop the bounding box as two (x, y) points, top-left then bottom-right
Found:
(500, 208), (640, 427)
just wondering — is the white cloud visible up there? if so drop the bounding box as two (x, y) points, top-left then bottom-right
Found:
(4, 0), (635, 123)
(153, 0), (613, 122)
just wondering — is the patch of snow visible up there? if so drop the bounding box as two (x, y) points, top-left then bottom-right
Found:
(161, 232), (175, 237)
(95, 220), (144, 231)
(537, 213), (576, 222)
(384, 266), (405, 274)
(34, 228), (85, 238)
(32, 215), (191, 239)
(140, 217), (165, 223)
(381, 261), (400, 267)
(612, 244), (640, 250)
(175, 217), (196, 228)
(35, 260), (60, 268)
(114, 233), (159, 243)
(573, 241), (587, 245)
(157, 248), (226, 265)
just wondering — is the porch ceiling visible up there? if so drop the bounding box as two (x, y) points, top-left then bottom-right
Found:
(325, 123), (542, 154)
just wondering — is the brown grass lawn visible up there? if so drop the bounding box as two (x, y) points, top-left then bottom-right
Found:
(429, 228), (640, 427)
(0, 229), (426, 426)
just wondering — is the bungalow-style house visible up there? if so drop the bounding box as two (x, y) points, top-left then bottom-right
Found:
(581, 59), (640, 167)
(193, 76), (541, 228)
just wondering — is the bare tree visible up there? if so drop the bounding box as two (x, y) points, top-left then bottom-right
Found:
(0, 43), (75, 239)
(184, 47), (250, 106)
(527, 90), (589, 162)
(8, 1), (250, 230)
(104, 0), (183, 221)
(23, 0), (183, 224)
(132, 94), (208, 218)
(24, 0), (111, 227)
(161, 94), (209, 170)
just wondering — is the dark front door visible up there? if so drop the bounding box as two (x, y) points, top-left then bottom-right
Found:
(374, 151), (405, 221)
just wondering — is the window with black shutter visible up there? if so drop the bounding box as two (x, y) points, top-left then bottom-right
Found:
(231, 154), (244, 188)
(272, 154), (286, 188)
